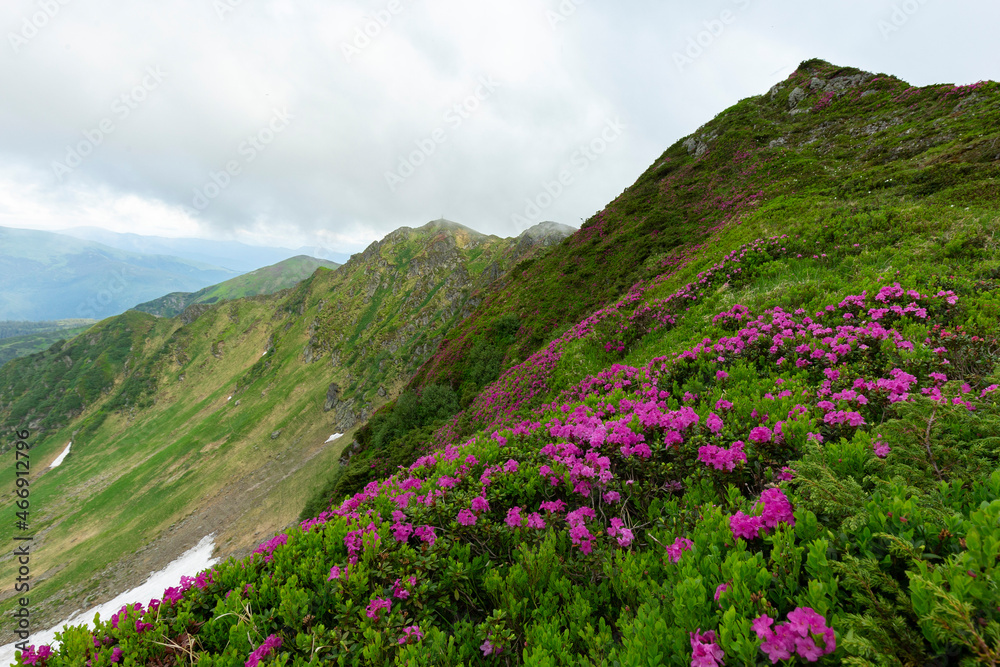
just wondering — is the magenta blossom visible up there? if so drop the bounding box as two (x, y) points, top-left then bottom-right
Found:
(690, 629), (725, 667)
(246, 634), (282, 667)
(753, 607), (835, 663)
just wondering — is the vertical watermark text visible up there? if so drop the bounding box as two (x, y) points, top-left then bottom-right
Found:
(11, 429), (33, 654)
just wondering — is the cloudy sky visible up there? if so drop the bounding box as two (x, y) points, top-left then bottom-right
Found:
(0, 0), (996, 254)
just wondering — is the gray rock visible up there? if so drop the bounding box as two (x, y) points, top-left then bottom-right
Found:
(323, 383), (341, 412)
(810, 77), (826, 91)
(787, 87), (806, 108)
(270, 429), (282, 440)
(822, 73), (871, 93)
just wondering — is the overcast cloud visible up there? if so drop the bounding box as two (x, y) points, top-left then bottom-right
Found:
(0, 0), (996, 253)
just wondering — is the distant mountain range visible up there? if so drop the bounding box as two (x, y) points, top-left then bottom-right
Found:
(0, 226), (347, 321)
(133, 255), (341, 318)
(58, 227), (351, 272)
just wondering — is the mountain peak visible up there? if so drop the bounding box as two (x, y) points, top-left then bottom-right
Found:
(518, 220), (576, 240)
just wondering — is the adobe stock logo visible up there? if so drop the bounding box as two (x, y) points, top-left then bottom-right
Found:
(877, 0), (931, 40)
(51, 66), (167, 181)
(8, 0), (73, 55)
(341, 0), (408, 63)
(672, 0), (752, 73)
(190, 109), (293, 212)
(546, 0), (586, 30)
(75, 268), (130, 319)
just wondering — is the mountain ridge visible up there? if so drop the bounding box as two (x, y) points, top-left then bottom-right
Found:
(133, 255), (341, 318)
(0, 218), (572, 646)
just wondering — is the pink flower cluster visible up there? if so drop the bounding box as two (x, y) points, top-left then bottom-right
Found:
(607, 517), (634, 547)
(246, 634), (282, 667)
(344, 521), (380, 564)
(366, 597), (392, 620)
(730, 488), (795, 540)
(505, 506), (546, 530)
(392, 576), (416, 599)
(665, 536), (694, 563)
(253, 533), (288, 563)
(398, 625), (424, 645)
(566, 506), (596, 554)
(753, 608), (836, 662)
(698, 440), (746, 471)
(18, 645), (52, 666)
(872, 434), (890, 458)
(690, 629), (725, 667)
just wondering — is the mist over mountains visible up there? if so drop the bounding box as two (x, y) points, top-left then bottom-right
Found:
(0, 226), (346, 321)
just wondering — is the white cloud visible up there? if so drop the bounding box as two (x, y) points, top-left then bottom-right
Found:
(0, 0), (996, 252)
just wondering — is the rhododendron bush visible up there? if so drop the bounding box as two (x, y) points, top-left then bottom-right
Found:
(20, 235), (1000, 665)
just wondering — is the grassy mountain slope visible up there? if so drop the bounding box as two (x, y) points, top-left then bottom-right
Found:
(134, 256), (342, 318)
(412, 59), (999, 396)
(0, 220), (568, 646)
(0, 227), (239, 321)
(12, 59), (1000, 666)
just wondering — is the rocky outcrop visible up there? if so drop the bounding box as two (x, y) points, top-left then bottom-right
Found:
(682, 129), (718, 158)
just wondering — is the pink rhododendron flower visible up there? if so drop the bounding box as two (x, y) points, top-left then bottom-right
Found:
(759, 488), (795, 529)
(392, 578), (411, 599)
(749, 426), (772, 443)
(753, 607), (835, 663)
(366, 597), (391, 620)
(730, 511), (764, 540)
(505, 507), (523, 528)
(697, 440), (746, 471)
(399, 625), (424, 645)
(456, 509), (477, 526)
(540, 499), (566, 513)
(731, 488), (794, 539)
(706, 412), (724, 434)
(690, 629), (725, 667)
(414, 525), (436, 545)
(470, 495), (490, 513)
(665, 536), (694, 563)
(246, 634), (282, 667)
(19, 645), (53, 666)
(873, 438), (890, 458)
